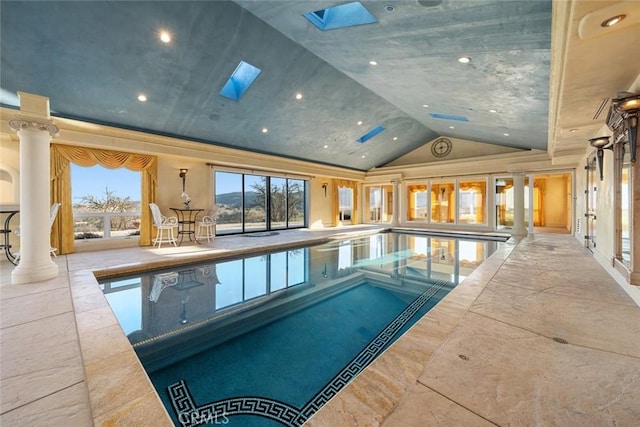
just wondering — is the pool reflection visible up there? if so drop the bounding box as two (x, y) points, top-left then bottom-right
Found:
(100, 232), (503, 346)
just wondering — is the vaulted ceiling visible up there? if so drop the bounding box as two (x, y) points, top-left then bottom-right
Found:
(1, 1), (639, 171)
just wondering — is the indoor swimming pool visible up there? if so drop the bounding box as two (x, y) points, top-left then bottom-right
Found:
(99, 231), (505, 426)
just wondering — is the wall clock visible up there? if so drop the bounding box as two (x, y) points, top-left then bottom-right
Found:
(431, 138), (453, 158)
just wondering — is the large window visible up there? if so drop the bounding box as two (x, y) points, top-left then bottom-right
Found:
(458, 179), (486, 224)
(215, 171), (307, 235)
(365, 185), (393, 223)
(338, 187), (353, 222)
(620, 150), (631, 267)
(431, 181), (455, 223)
(71, 164), (141, 240)
(407, 183), (428, 221)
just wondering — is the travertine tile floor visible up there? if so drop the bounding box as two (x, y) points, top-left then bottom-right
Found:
(1, 228), (639, 426)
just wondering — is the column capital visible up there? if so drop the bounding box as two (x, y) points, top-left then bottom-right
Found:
(9, 117), (59, 137)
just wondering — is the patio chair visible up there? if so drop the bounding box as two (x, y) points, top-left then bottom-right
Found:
(196, 205), (218, 242)
(148, 203), (178, 248)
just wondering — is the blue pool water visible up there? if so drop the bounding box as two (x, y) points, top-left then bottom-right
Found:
(99, 232), (504, 426)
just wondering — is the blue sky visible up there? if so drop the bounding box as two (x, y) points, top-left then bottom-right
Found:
(70, 166), (269, 203)
(71, 164), (141, 201)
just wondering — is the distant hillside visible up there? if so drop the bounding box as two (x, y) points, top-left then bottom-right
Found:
(216, 191), (259, 207)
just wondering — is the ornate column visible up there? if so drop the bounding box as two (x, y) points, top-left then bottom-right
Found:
(511, 172), (528, 237)
(9, 93), (59, 284)
(391, 179), (401, 227)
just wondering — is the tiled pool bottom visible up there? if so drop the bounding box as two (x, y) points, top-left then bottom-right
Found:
(151, 280), (451, 426)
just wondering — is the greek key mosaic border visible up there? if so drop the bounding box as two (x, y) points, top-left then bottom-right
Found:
(169, 381), (303, 427)
(168, 279), (448, 426)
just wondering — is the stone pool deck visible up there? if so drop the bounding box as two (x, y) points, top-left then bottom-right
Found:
(1, 227), (639, 426)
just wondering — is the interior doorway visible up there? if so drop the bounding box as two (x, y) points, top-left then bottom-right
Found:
(495, 172), (572, 234)
(530, 172), (573, 234)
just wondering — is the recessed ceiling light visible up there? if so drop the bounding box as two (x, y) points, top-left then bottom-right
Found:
(137, 94), (147, 102)
(323, 144), (328, 149)
(361, 155), (366, 158)
(357, 120), (363, 125)
(601, 14), (625, 27)
(393, 137), (398, 141)
(570, 128), (578, 133)
(458, 56), (471, 64)
(369, 60), (378, 66)
(262, 128), (268, 133)
(489, 109), (497, 113)
(449, 126), (455, 129)
(384, 4), (395, 12)
(422, 104), (429, 108)
(295, 93), (303, 100)
(504, 133), (510, 136)
(159, 31), (171, 43)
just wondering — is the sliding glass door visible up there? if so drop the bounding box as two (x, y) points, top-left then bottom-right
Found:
(215, 171), (307, 235)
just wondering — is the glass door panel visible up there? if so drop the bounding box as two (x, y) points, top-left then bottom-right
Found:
(382, 185), (393, 222)
(458, 179), (486, 224)
(338, 187), (353, 223)
(367, 187), (382, 222)
(270, 177), (287, 229)
(431, 181), (455, 223)
(287, 179), (305, 227)
(215, 172), (243, 234)
(407, 183), (428, 221)
(244, 175), (267, 232)
(495, 178), (513, 229)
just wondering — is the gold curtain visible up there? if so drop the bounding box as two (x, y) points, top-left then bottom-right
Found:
(50, 144), (158, 254)
(431, 183), (455, 223)
(407, 184), (427, 221)
(533, 179), (545, 226)
(448, 189), (456, 222)
(459, 181), (486, 223)
(331, 179), (359, 226)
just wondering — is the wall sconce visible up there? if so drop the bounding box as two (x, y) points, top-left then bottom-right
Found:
(589, 136), (613, 181)
(612, 93), (639, 162)
(179, 168), (188, 192)
(322, 182), (328, 197)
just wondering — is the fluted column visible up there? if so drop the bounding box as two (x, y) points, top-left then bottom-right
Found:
(511, 172), (528, 237)
(391, 179), (400, 227)
(9, 96), (59, 284)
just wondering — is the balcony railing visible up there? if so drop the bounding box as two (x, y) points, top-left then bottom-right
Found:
(74, 211), (140, 240)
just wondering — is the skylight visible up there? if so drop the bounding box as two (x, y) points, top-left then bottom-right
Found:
(220, 61), (262, 101)
(304, 2), (377, 31)
(357, 125), (385, 143)
(429, 113), (469, 122)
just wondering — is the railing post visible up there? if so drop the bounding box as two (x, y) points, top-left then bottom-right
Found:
(103, 213), (111, 238)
